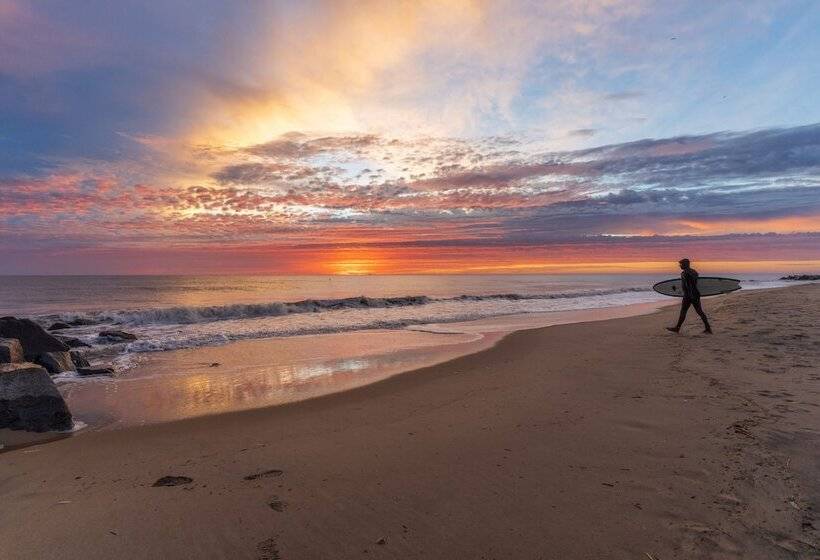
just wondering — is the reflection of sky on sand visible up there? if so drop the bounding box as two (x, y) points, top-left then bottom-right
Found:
(60, 329), (493, 429)
(59, 301), (671, 430)
(285, 358), (370, 382)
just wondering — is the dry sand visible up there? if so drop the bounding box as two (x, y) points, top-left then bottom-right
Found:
(1, 285), (818, 559)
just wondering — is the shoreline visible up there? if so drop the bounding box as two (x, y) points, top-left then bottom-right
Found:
(2, 285), (818, 558)
(54, 299), (673, 433)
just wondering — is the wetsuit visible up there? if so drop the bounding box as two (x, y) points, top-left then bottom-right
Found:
(675, 267), (711, 331)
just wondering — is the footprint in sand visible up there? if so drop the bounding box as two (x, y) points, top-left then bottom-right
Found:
(268, 496), (287, 512)
(152, 476), (193, 487)
(244, 469), (284, 481)
(678, 521), (744, 556)
(257, 537), (280, 560)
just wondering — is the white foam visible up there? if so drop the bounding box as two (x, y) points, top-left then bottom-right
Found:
(43, 288), (652, 328)
(53, 371), (116, 384)
(52, 371), (80, 384)
(34, 280), (802, 363)
(63, 419), (87, 433)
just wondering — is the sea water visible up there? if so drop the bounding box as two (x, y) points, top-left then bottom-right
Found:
(0, 274), (796, 429)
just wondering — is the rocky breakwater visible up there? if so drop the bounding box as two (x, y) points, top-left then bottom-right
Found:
(0, 362), (72, 432)
(0, 317), (78, 432)
(780, 274), (820, 281)
(0, 316), (75, 374)
(0, 338), (24, 363)
(0, 317), (130, 432)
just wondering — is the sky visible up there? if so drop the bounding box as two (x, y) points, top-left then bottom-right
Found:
(1, 0), (819, 275)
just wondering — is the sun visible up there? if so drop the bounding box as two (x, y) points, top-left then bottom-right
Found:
(323, 247), (391, 275)
(332, 260), (375, 275)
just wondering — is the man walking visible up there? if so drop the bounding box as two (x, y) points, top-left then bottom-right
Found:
(666, 258), (712, 334)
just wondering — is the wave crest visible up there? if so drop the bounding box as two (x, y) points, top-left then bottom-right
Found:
(45, 287), (650, 327)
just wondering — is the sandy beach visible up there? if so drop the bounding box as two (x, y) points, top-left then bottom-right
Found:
(1, 284), (818, 559)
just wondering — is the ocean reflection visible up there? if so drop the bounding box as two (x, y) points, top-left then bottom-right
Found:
(61, 329), (487, 428)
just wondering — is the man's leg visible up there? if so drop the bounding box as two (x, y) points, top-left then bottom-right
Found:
(667, 298), (691, 332)
(691, 298), (712, 332)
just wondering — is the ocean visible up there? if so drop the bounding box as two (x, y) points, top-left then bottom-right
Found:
(0, 274), (795, 428)
(1, 273), (796, 358)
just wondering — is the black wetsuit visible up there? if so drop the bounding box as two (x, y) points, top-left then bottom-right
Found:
(675, 267), (711, 330)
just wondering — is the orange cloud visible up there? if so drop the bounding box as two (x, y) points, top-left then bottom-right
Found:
(183, 0), (648, 149)
(674, 215), (820, 235)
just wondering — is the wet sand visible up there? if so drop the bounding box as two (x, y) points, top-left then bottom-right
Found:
(55, 301), (670, 429)
(1, 285), (818, 559)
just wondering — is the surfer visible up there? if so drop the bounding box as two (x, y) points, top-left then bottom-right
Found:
(666, 258), (712, 334)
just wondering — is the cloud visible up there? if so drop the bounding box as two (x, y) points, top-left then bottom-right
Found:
(181, 0), (658, 146)
(0, 1), (99, 76)
(577, 124), (820, 187)
(211, 162), (329, 186)
(568, 128), (599, 138)
(2, 2), (820, 272)
(4, 124), (818, 247)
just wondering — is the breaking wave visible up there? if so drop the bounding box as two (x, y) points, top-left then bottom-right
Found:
(45, 287), (651, 327)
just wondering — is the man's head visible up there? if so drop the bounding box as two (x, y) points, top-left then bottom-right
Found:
(678, 258), (691, 270)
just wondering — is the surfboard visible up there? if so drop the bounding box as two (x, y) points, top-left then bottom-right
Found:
(652, 276), (741, 297)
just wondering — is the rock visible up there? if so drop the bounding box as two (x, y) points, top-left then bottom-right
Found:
(98, 330), (137, 342)
(0, 362), (73, 432)
(77, 367), (115, 377)
(0, 317), (69, 361)
(780, 274), (820, 281)
(54, 335), (91, 348)
(35, 351), (75, 374)
(0, 338), (24, 363)
(69, 351), (90, 368)
(47, 322), (71, 331)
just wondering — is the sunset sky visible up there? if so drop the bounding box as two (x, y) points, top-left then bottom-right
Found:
(1, 0), (819, 274)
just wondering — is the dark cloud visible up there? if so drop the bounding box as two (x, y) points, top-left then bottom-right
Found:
(245, 134), (383, 160)
(577, 123), (820, 185)
(189, 124), (820, 244)
(501, 185), (820, 239)
(212, 162), (329, 185)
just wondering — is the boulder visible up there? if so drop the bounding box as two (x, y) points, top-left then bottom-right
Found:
(78, 367), (115, 377)
(54, 335), (91, 348)
(69, 351), (90, 368)
(0, 362), (73, 432)
(47, 322), (71, 331)
(98, 330), (137, 342)
(35, 351), (75, 374)
(0, 317), (69, 361)
(0, 338), (24, 364)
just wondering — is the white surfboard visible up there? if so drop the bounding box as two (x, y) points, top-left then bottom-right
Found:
(652, 276), (741, 297)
